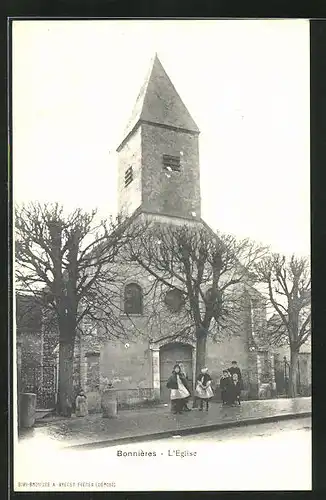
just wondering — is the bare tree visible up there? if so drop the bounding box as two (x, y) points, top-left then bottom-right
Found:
(15, 202), (139, 415)
(255, 254), (311, 397)
(126, 220), (267, 375)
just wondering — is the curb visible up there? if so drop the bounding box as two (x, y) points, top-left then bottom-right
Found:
(65, 410), (311, 450)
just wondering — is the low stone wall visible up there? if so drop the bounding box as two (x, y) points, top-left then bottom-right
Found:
(86, 391), (102, 413)
(20, 393), (37, 428)
(87, 387), (157, 413)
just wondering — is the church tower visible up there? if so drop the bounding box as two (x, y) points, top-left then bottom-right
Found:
(116, 55), (201, 221)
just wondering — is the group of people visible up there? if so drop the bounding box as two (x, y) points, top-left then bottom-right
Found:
(72, 361), (243, 418)
(166, 361), (242, 414)
(220, 363), (242, 407)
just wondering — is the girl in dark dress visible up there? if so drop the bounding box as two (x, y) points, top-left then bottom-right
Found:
(220, 369), (232, 406)
(229, 373), (241, 406)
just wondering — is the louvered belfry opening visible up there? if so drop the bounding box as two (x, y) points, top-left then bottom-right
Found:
(124, 166), (133, 187)
(163, 154), (181, 172)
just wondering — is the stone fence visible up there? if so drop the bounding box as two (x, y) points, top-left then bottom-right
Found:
(86, 387), (157, 413)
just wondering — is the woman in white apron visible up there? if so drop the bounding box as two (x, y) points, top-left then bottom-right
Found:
(195, 367), (214, 411)
(178, 363), (192, 411)
(166, 364), (191, 414)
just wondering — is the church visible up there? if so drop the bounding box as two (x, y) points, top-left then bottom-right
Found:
(64, 55), (279, 412)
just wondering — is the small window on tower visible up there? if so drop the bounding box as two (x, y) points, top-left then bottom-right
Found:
(163, 155), (181, 172)
(125, 166), (133, 187)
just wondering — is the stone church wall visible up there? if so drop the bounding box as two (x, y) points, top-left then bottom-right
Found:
(71, 51), (272, 408)
(100, 339), (151, 387)
(206, 335), (250, 386)
(74, 253), (271, 409)
(141, 123), (201, 220)
(118, 127), (142, 218)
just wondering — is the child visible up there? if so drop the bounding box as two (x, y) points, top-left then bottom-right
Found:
(75, 389), (88, 417)
(229, 373), (241, 406)
(220, 369), (231, 406)
(166, 364), (191, 414)
(195, 367), (214, 411)
(228, 361), (243, 389)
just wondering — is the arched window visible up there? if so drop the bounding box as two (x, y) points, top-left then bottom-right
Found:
(124, 283), (143, 315)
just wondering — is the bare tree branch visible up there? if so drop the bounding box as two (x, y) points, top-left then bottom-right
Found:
(15, 202), (143, 415)
(126, 220), (267, 373)
(255, 253), (311, 397)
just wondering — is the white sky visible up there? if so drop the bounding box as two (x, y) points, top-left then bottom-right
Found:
(12, 20), (310, 256)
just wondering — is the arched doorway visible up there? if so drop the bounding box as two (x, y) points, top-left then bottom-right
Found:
(159, 342), (193, 402)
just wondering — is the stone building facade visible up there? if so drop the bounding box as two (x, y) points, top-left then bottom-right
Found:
(18, 55), (290, 411)
(63, 55), (276, 411)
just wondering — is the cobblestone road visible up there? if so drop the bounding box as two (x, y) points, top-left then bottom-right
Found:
(19, 397), (311, 448)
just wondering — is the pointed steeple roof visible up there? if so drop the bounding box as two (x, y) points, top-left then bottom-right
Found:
(117, 54), (200, 151)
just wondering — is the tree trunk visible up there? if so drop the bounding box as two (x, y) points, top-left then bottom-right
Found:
(58, 340), (75, 416)
(195, 328), (207, 377)
(288, 349), (299, 398)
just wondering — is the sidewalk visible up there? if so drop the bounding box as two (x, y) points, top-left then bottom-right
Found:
(19, 397), (311, 449)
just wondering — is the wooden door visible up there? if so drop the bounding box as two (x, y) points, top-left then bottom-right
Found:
(159, 343), (193, 402)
